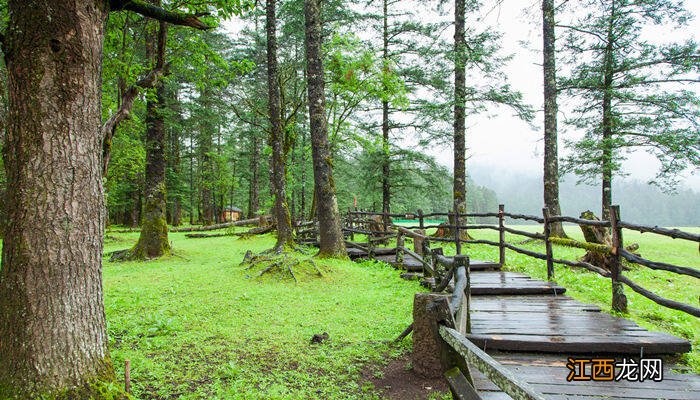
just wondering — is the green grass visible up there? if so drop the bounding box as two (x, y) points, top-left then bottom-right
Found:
(403, 224), (699, 373)
(103, 229), (424, 399)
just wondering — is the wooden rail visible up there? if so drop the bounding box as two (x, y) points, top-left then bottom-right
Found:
(341, 203), (699, 319)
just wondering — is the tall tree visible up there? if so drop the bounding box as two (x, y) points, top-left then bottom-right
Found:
(381, 0), (391, 220)
(268, 0), (295, 250)
(559, 0), (700, 219)
(542, 0), (566, 237)
(453, 0), (467, 225)
(129, 12), (172, 259)
(0, 1), (219, 396)
(304, 0), (346, 257)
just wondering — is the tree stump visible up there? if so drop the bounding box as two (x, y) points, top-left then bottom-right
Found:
(412, 293), (448, 378)
(579, 210), (614, 270)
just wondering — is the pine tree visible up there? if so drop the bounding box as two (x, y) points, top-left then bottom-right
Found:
(559, 0), (700, 219)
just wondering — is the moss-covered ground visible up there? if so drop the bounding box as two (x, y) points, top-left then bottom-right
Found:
(101, 224), (698, 398)
(103, 229), (428, 399)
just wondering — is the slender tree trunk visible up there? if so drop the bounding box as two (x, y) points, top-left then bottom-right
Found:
(300, 128), (307, 217)
(542, 0), (567, 237)
(130, 14), (171, 259)
(267, 0), (295, 250)
(381, 0), (391, 221)
(189, 128), (195, 224)
(248, 133), (260, 218)
(168, 89), (182, 227)
(198, 96), (215, 225)
(0, 2), (118, 397)
(601, 1), (616, 221)
(304, 0), (347, 257)
(453, 0), (470, 239)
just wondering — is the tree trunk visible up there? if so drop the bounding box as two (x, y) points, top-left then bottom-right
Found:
(198, 101), (215, 226)
(267, 0), (295, 250)
(381, 0), (391, 222)
(304, 0), (347, 257)
(189, 127), (196, 224)
(168, 88), (182, 227)
(542, 0), (567, 238)
(130, 14), (171, 259)
(248, 133), (260, 218)
(0, 1), (117, 397)
(452, 0), (471, 240)
(601, 1), (616, 221)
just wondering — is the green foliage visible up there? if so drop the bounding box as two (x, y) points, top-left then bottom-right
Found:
(559, 0), (700, 191)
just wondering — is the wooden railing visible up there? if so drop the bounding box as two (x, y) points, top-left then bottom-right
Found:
(411, 255), (546, 399)
(340, 204), (700, 318)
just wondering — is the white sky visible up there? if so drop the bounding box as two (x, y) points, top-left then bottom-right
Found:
(222, 0), (700, 191)
(427, 0), (700, 191)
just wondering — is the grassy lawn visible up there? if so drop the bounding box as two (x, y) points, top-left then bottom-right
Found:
(103, 229), (434, 399)
(101, 224), (697, 398)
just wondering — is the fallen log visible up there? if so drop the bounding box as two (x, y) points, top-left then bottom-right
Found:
(235, 224), (275, 237)
(170, 216), (268, 233)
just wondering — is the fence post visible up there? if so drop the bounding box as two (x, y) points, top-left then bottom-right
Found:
(543, 207), (554, 281)
(498, 204), (505, 266)
(454, 255), (471, 335)
(348, 207), (354, 241)
(418, 209), (425, 230)
(609, 205), (628, 313)
(454, 204), (462, 255)
(396, 231), (405, 268)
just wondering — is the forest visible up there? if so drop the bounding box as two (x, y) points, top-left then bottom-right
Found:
(0, 0), (698, 399)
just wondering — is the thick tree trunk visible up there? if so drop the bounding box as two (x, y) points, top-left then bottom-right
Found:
(267, 0), (295, 250)
(304, 0), (347, 257)
(601, 2), (616, 221)
(130, 15), (171, 259)
(248, 133), (261, 218)
(542, 0), (567, 238)
(381, 0), (391, 221)
(0, 1), (117, 397)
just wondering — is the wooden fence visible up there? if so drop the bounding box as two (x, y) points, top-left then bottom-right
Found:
(339, 204), (700, 318)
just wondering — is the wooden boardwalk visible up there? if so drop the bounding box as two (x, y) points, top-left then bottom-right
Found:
(359, 248), (699, 399)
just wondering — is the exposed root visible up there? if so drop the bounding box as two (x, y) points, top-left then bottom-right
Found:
(239, 250), (324, 282)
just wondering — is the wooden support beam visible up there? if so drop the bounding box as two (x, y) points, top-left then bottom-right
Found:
(439, 326), (547, 400)
(445, 367), (481, 400)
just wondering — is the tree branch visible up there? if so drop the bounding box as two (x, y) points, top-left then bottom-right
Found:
(101, 66), (168, 176)
(110, 0), (213, 30)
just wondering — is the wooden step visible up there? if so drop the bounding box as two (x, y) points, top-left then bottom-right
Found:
(467, 295), (691, 355)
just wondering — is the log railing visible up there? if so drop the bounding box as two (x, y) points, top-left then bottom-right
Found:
(342, 204), (700, 318)
(412, 255), (546, 399)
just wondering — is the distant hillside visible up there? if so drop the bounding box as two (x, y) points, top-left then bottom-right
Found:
(470, 167), (700, 226)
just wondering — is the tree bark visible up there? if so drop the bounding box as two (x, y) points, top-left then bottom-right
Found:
(542, 0), (567, 238)
(0, 1), (116, 397)
(304, 0), (347, 257)
(130, 12), (171, 259)
(267, 0), (295, 250)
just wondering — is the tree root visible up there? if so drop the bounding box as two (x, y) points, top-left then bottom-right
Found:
(239, 250), (323, 282)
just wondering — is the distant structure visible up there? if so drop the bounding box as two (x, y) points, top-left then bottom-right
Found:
(221, 206), (243, 222)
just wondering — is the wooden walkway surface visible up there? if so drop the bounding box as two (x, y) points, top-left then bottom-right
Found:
(359, 248), (699, 399)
